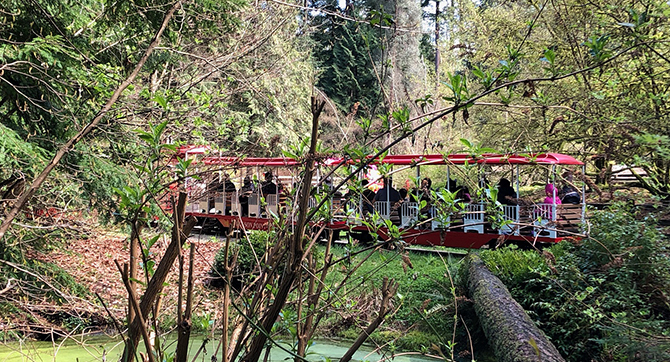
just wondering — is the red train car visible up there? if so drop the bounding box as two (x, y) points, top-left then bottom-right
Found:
(178, 148), (586, 249)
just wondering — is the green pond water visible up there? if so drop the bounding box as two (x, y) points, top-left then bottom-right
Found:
(0, 336), (439, 362)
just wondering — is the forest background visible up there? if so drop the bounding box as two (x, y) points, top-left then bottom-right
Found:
(1, 0), (670, 361)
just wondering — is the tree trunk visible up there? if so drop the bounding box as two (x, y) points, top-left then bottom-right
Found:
(465, 254), (565, 362)
(240, 96), (325, 362)
(175, 244), (196, 362)
(122, 192), (197, 361)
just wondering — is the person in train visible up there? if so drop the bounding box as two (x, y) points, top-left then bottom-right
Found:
(361, 179), (376, 214)
(496, 178), (517, 205)
(239, 176), (254, 217)
(544, 183), (562, 205)
(261, 171), (278, 196)
(456, 186), (471, 203)
(374, 177), (401, 203)
(560, 171), (581, 204)
(222, 173), (237, 215)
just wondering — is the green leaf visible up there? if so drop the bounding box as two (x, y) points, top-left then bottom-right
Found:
(460, 138), (473, 148)
(153, 95), (168, 109)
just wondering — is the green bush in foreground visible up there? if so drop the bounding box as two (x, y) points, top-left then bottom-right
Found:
(480, 204), (670, 361)
(211, 230), (276, 288)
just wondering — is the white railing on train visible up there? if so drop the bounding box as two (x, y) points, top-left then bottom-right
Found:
(499, 205), (520, 235)
(374, 201), (390, 220)
(265, 194), (279, 217)
(463, 203), (484, 234)
(229, 191), (241, 216)
(400, 202), (419, 228)
(248, 194), (260, 217)
(531, 203), (557, 238)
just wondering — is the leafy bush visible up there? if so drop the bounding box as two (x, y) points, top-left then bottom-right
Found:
(479, 204), (670, 361)
(210, 230), (276, 288)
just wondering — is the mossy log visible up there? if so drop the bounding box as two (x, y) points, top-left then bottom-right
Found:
(465, 254), (565, 362)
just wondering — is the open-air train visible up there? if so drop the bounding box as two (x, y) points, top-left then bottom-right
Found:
(178, 147), (586, 249)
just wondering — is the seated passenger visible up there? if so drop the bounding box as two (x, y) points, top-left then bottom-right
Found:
(496, 178), (517, 205)
(420, 177), (432, 196)
(560, 171), (581, 204)
(537, 183), (561, 220)
(222, 174), (236, 215)
(361, 180), (376, 215)
(239, 176), (254, 217)
(399, 188), (408, 202)
(544, 183), (562, 205)
(455, 185), (471, 203)
(261, 171), (278, 196)
(374, 177), (401, 203)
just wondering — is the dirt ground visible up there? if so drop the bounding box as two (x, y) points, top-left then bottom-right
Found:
(34, 227), (225, 329)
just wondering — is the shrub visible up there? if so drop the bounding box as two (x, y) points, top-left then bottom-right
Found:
(479, 204), (670, 361)
(210, 230), (277, 289)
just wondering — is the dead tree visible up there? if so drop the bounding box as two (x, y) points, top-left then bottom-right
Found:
(465, 254), (565, 362)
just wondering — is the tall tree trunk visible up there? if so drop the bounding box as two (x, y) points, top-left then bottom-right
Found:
(122, 192), (197, 361)
(128, 214), (145, 325)
(175, 244), (196, 362)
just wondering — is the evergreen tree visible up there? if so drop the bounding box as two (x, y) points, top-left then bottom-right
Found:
(311, 1), (387, 116)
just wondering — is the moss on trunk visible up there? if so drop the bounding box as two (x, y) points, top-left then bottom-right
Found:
(465, 254), (565, 362)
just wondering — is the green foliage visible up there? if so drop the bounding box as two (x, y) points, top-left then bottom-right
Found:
(434, 0), (670, 200)
(327, 248), (461, 338)
(0, 124), (49, 179)
(1, 259), (91, 304)
(479, 205), (670, 361)
(442, 72), (471, 106)
(311, 6), (387, 116)
(191, 313), (215, 334)
(211, 230), (277, 284)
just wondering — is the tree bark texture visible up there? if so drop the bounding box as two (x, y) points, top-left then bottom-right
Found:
(465, 254), (565, 362)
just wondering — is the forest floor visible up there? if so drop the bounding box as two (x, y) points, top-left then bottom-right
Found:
(31, 227), (225, 334)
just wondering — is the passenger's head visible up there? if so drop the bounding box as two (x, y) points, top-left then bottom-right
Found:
(562, 171), (574, 182)
(264, 171), (273, 182)
(499, 178), (511, 188)
(361, 179), (369, 187)
(448, 179), (457, 190)
(399, 188), (408, 199)
(421, 177), (432, 188)
(244, 176), (251, 184)
(545, 183), (557, 196)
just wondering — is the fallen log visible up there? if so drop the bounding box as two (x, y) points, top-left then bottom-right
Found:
(465, 254), (565, 362)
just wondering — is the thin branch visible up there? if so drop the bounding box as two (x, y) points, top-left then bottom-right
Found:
(0, 0), (183, 241)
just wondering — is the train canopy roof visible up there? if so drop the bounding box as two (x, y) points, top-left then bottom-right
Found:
(187, 152), (583, 167)
(376, 153), (584, 166)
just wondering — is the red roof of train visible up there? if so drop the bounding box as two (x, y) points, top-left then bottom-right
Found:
(378, 153), (584, 166)
(190, 153), (583, 167)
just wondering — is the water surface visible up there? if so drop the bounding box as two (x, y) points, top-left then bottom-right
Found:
(0, 336), (439, 362)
